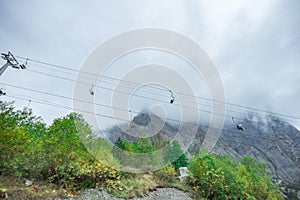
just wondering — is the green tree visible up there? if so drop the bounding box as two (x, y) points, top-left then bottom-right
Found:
(189, 153), (283, 200)
(138, 137), (154, 153)
(0, 101), (47, 178)
(114, 137), (125, 149)
(164, 140), (188, 170)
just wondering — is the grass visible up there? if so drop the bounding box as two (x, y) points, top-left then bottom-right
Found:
(0, 169), (190, 200)
(0, 175), (77, 199)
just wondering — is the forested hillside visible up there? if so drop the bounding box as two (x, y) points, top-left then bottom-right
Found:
(0, 101), (283, 199)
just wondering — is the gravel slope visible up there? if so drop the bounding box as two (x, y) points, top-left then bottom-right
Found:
(78, 188), (192, 200)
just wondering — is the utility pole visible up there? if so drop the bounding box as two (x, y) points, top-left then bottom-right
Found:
(0, 62), (10, 76)
(0, 51), (26, 76)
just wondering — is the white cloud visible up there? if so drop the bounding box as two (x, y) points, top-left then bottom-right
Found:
(1, 0), (299, 128)
(191, 0), (279, 57)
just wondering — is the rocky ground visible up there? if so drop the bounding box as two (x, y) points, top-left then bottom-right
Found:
(77, 188), (192, 200)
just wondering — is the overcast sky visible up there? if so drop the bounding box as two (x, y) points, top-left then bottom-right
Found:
(0, 0), (300, 129)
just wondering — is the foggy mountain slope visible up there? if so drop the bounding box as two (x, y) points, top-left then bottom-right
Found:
(104, 112), (178, 143)
(104, 111), (300, 184)
(210, 113), (300, 184)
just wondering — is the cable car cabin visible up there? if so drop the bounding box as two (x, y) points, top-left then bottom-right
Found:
(237, 124), (244, 131)
(0, 89), (6, 96)
(169, 89), (175, 104)
(89, 85), (95, 95)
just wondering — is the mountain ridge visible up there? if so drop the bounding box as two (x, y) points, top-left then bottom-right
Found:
(104, 110), (300, 195)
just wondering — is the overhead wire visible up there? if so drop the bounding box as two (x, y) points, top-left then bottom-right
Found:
(12, 55), (300, 123)
(15, 56), (261, 116)
(3, 94), (129, 123)
(16, 67), (239, 120)
(22, 66), (300, 126)
(1, 82), (246, 122)
(18, 61), (253, 120)
(3, 93), (243, 135)
(23, 61), (252, 118)
(3, 81), (300, 129)
(19, 64), (300, 123)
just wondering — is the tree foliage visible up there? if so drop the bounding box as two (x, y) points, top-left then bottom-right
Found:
(189, 153), (283, 200)
(113, 138), (188, 170)
(165, 140), (188, 170)
(0, 101), (120, 191)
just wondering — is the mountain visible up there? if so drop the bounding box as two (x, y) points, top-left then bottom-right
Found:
(104, 112), (178, 143)
(104, 111), (300, 198)
(210, 113), (300, 184)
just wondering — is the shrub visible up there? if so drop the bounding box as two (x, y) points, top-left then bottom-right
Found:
(189, 155), (226, 199)
(154, 165), (177, 182)
(189, 153), (283, 200)
(0, 101), (121, 193)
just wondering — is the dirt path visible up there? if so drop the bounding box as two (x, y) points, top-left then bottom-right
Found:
(78, 188), (193, 200)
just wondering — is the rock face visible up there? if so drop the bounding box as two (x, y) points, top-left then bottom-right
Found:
(132, 113), (151, 126)
(209, 113), (300, 184)
(104, 112), (177, 143)
(104, 111), (300, 196)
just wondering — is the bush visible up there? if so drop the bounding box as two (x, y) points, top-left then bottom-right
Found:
(0, 102), (47, 178)
(0, 101), (121, 192)
(189, 153), (283, 200)
(154, 165), (177, 182)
